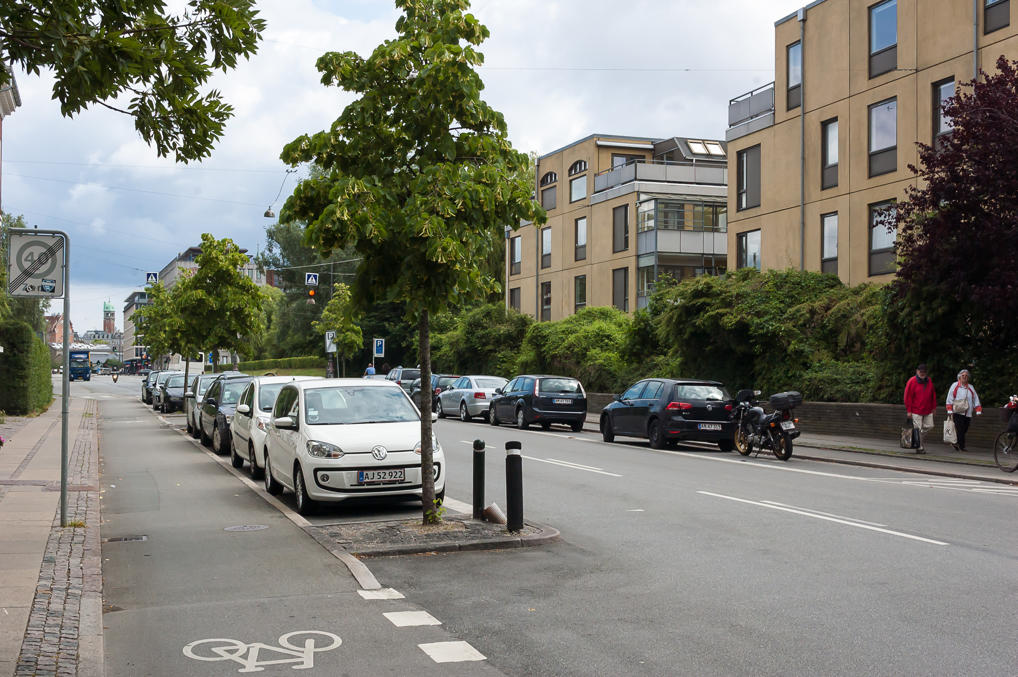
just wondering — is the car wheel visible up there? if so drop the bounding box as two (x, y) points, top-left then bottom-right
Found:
(718, 439), (734, 453)
(191, 415), (201, 439)
(230, 439), (244, 468)
(263, 450), (283, 495)
(540, 422), (551, 430)
(516, 407), (528, 430)
(248, 443), (263, 480)
(294, 465), (316, 516)
(648, 419), (665, 449)
(459, 402), (472, 422)
(489, 405), (499, 426)
(435, 399), (445, 418)
(570, 420), (584, 433)
(186, 417), (193, 435)
(199, 420), (211, 446)
(213, 425), (227, 456)
(601, 416), (615, 443)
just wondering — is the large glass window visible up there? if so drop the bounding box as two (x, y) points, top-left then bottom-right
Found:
(540, 281), (551, 322)
(869, 0), (897, 77)
(612, 267), (629, 312)
(613, 205), (629, 252)
(787, 42), (802, 110)
(821, 212), (838, 275)
(574, 218), (587, 261)
(869, 201), (897, 275)
(541, 185), (557, 210)
(541, 227), (551, 269)
(509, 287), (520, 311)
(510, 235), (521, 275)
(570, 176), (586, 202)
(869, 98), (897, 176)
(611, 153), (643, 167)
(574, 275), (586, 313)
(986, 0), (1009, 33)
(737, 145), (761, 210)
(822, 118), (838, 189)
(933, 78), (954, 140)
(737, 230), (761, 270)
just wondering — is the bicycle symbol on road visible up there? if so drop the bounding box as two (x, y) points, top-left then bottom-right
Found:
(183, 631), (342, 673)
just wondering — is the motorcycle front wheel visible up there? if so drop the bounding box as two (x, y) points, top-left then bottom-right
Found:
(772, 431), (793, 461)
(734, 423), (753, 456)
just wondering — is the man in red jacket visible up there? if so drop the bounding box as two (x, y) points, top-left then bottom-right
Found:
(904, 364), (937, 453)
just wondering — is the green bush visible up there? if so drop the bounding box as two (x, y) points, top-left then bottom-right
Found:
(800, 359), (880, 402)
(431, 304), (532, 377)
(0, 320), (53, 414)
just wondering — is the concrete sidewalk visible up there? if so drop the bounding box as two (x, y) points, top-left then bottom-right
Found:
(0, 399), (103, 677)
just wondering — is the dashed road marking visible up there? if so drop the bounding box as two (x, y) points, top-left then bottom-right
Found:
(418, 640), (486, 663)
(384, 610), (441, 627)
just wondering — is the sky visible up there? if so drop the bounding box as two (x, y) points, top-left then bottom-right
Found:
(2, 0), (807, 333)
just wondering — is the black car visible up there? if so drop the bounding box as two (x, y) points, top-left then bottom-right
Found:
(489, 374), (586, 431)
(599, 378), (734, 451)
(142, 370), (161, 404)
(409, 374), (460, 411)
(155, 373), (188, 413)
(150, 371), (181, 410)
(198, 373), (251, 455)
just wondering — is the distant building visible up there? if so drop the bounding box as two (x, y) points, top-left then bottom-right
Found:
(44, 315), (74, 345)
(103, 300), (115, 334)
(122, 291), (150, 372)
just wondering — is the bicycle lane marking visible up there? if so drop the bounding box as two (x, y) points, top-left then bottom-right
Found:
(183, 631), (342, 673)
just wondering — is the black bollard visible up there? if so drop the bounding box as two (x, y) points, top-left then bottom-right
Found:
(472, 439), (485, 520)
(505, 440), (523, 532)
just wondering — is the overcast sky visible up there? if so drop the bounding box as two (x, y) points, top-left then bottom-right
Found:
(2, 0), (805, 333)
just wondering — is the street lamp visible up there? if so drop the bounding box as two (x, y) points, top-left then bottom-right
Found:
(264, 168), (297, 219)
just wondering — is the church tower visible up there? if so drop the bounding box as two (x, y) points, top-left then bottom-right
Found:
(103, 301), (115, 334)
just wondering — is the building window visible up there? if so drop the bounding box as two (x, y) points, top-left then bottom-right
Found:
(574, 217), (587, 261)
(574, 275), (586, 312)
(612, 205), (629, 252)
(540, 281), (552, 321)
(986, 0), (1009, 33)
(612, 267), (629, 312)
(509, 287), (520, 311)
(737, 230), (761, 270)
(510, 236), (521, 275)
(611, 153), (643, 167)
(821, 212), (838, 275)
(568, 160), (587, 175)
(570, 176), (586, 202)
(541, 185), (557, 210)
(822, 118), (838, 189)
(869, 0), (897, 78)
(736, 145), (761, 210)
(787, 41), (802, 110)
(539, 171), (557, 186)
(869, 200), (897, 275)
(933, 78), (955, 141)
(869, 98), (897, 177)
(541, 227), (551, 269)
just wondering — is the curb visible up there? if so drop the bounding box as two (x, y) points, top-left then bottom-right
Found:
(351, 521), (561, 558)
(794, 451), (1018, 485)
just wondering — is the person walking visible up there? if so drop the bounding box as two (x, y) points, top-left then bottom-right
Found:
(946, 369), (982, 451)
(903, 364), (936, 453)
(363, 363), (376, 377)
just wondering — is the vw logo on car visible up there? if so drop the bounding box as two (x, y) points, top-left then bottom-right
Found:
(371, 445), (388, 460)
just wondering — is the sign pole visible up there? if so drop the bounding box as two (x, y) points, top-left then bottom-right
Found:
(60, 234), (69, 527)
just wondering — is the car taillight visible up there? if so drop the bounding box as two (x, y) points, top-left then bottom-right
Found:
(434, 387), (441, 395)
(725, 404), (733, 411)
(666, 402), (693, 411)
(473, 392), (486, 400)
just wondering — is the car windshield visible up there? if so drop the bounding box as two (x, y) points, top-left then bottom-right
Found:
(436, 376), (458, 388)
(167, 375), (185, 388)
(197, 377), (216, 395)
(157, 373), (176, 384)
(539, 378), (582, 394)
(402, 369), (421, 381)
(70, 358), (88, 367)
(675, 384), (730, 401)
(304, 386), (419, 425)
(259, 384), (286, 411)
(475, 378), (507, 389)
(220, 380), (250, 405)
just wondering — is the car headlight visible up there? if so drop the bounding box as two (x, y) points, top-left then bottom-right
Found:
(307, 440), (344, 458)
(256, 415), (270, 432)
(413, 436), (442, 455)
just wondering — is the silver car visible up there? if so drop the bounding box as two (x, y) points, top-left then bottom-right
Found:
(185, 373), (221, 439)
(229, 375), (319, 477)
(436, 375), (508, 421)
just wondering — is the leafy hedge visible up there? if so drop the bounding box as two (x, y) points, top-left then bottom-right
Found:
(0, 320), (53, 414)
(236, 356), (326, 371)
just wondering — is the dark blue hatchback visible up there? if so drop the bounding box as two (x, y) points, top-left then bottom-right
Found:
(600, 379), (734, 450)
(489, 375), (587, 431)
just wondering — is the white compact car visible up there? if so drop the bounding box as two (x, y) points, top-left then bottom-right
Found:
(436, 375), (508, 421)
(229, 375), (320, 477)
(263, 379), (445, 515)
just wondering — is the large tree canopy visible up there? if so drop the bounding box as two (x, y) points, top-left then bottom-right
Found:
(0, 0), (265, 162)
(280, 0), (543, 522)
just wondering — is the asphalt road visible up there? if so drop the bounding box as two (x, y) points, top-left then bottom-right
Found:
(77, 375), (1018, 675)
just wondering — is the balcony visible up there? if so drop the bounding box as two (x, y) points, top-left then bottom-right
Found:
(593, 159), (727, 194)
(727, 82), (775, 142)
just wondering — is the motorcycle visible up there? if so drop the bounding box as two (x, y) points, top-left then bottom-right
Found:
(731, 389), (802, 461)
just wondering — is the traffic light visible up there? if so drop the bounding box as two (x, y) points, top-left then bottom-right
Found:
(307, 287), (316, 304)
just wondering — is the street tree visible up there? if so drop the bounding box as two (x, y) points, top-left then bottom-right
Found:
(886, 55), (1018, 400)
(280, 0), (543, 522)
(132, 281), (177, 368)
(311, 283), (363, 377)
(0, 0), (265, 162)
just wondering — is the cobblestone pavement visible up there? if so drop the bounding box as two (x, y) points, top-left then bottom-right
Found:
(14, 400), (102, 677)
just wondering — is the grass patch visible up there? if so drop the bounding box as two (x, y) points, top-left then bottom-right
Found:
(65, 520), (86, 528)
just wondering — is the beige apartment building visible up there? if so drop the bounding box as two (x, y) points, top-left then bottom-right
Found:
(508, 134), (728, 321)
(726, 0), (1018, 284)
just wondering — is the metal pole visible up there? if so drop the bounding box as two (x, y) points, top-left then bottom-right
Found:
(505, 440), (523, 532)
(60, 233), (70, 527)
(472, 439), (485, 520)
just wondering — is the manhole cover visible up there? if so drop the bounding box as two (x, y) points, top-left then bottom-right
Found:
(104, 535), (148, 543)
(224, 524), (268, 532)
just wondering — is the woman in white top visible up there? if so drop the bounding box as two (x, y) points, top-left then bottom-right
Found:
(946, 369), (982, 451)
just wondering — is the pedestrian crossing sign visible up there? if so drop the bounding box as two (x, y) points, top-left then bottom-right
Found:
(305, 272), (319, 286)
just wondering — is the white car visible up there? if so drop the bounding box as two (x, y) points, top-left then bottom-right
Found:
(436, 375), (508, 421)
(263, 379), (445, 515)
(229, 375), (320, 477)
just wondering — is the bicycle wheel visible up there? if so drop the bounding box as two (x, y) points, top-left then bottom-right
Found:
(993, 432), (1018, 472)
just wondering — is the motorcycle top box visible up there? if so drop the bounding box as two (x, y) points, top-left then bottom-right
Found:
(769, 391), (802, 410)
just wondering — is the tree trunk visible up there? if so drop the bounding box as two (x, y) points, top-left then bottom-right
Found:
(418, 310), (437, 523)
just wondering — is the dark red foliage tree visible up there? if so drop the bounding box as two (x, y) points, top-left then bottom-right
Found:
(883, 56), (1018, 402)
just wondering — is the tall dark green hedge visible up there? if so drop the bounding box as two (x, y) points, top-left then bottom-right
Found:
(0, 320), (53, 414)
(236, 356), (326, 372)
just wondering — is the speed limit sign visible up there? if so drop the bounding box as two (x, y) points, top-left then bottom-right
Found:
(7, 230), (65, 297)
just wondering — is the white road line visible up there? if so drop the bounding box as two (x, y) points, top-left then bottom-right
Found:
(442, 497), (472, 514)
(521, 454), (622, 477)
(383, 610), (441, 627)
(418, 641), (486, 663)
(759, 500), (888, 527)
(698, 491), (948, 546)
(358, 588), (405, 600)
(546, 458), (606, 471)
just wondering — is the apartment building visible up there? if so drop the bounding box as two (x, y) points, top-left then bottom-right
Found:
(725, 0), (1018, 284)
(122, 291), (150, 371)
(158, 245), (266, 290)
(509, 134), (728, 321)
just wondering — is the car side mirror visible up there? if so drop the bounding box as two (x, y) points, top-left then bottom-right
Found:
(494, 388), (503, 395)
(237, 404), (250, 414)
(205, 398), (217, 408)
(184, 391), (194, 398)
(273, 416), (295, 429)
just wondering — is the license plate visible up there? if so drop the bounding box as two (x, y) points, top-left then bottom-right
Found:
(698, 423), (722, 431)
(553, 399), (571, 405)
(357, 468), (405, 484)
(780, 421), (796, 430)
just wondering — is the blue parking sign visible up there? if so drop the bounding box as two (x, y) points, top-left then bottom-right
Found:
(373, 338), (384, 358)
